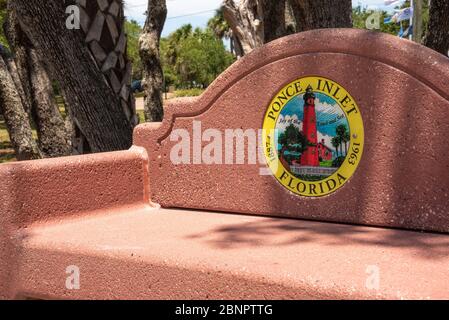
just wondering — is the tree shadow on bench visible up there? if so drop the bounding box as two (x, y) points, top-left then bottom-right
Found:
(185, 215), (449, 260)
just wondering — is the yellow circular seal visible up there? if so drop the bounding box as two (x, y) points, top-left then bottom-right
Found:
(262, 76), (364, 197)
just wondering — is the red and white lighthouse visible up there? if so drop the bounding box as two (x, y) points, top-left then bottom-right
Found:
(300, 85), (320, 167)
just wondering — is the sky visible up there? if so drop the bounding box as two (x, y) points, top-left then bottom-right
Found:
(124, 0), (223, 36)
(124, 0), (400, 37)
(276, 94), (349, 151)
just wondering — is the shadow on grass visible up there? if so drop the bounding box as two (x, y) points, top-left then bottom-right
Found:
(0, 153), (16, 163)
(0, 140), (12, 149)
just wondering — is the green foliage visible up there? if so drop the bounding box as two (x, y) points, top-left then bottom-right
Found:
(331, 136), (341, 156)
(332, 156), (346, 168)
(334, 124), (349, 156)
(279, 124), (308, 153)
(352, 5), (401, 36)
(207, 8), (231, 40)
(297, 174), (324, 182)
(137, 110), (145, 124)
(352, 1), (429, 41)
(320, 160), (333, 167)
(285, 124), (302, 145)
(421, 2), (430, 34)
(0, 0), (8, 48)
(161, 24), (235, 89)
(125, 19), (143, 80)
(336, 124), (348, 139)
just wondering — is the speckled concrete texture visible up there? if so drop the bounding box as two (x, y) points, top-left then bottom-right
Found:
(2, 29), (449, 300)
(0, 147), (152, 299)
(14, 208), (449, 300)
(134, 29), (449, 233)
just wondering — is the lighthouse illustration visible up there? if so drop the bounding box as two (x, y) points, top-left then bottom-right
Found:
(300, 85), (320, 167)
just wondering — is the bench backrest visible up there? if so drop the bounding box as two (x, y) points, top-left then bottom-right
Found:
(134, 29), (449, 233)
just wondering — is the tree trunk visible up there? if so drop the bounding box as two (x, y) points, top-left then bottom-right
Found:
(76, 0), (138, 127)
(139, 0), (167, 122)
(423, 0), (449, 56)
(222, 0), (265, 55)
(2, 54), (30, 113)
(11, 0), (134, 152)
(231, 34), (245, 58)
(5, 7), (72, 157)
(222, 0), (351, 56)
(412, 0), (423, 43)
(261, 0), (287, 43)
(285, 0), (299, 34)
(27, 49), (72, 157)
(3, 8), (33, 114)
(0, 54), (41, 160)
(290, 0), (353, 32)
(67, 0), (138, 152)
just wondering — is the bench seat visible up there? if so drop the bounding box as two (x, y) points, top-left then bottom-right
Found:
(13, 206), (449, 300)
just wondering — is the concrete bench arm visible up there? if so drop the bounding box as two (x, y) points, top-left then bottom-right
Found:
(0, 147), (152, 227)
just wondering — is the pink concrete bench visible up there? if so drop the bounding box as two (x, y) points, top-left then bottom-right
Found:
(1, 29), (449, 300)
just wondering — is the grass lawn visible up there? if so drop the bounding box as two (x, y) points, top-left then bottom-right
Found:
(320, 160), (333, 167)
(134, 91), (145, 99)
(137, 110), (145, 123)
(0, 118), (17, 163)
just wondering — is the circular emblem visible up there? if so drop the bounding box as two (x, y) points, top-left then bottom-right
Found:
(262, 76), (364, 197)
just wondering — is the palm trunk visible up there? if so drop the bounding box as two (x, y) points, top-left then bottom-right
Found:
(76, 0), (138, 127)
(70, 0), (138, 151)
(12, 0), (134, 152)
(139, 0), (167, 122)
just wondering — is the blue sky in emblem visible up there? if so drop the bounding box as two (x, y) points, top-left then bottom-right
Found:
(281, 96), (304, 118)
(277, 93), (349, 142)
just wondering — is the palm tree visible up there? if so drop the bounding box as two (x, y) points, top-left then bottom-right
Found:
(73, 0), (137, 150)
(208, 8), (231, 40)
(343, 132), (350, 155)
(81, 0), (136, 122)
(208, 8), (245, 57)
(331, 136), (340, 158)
(165, 24), (193, 65)
(336, 124), (349, 156)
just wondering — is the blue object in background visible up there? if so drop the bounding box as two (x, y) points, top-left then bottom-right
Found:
(131, 80), (143, 93)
